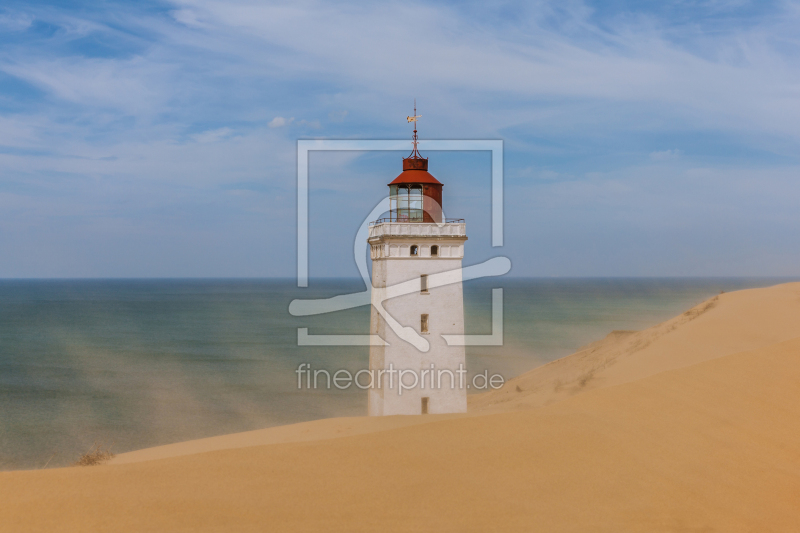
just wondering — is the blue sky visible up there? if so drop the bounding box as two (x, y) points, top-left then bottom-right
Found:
(1, 0), (799, 277)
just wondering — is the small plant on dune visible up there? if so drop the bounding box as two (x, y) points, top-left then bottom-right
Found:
(74, 441), (115, 467)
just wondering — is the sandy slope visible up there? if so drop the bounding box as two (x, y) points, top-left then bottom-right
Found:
(2, 282), (800, 532)
(111, 413), (462, 465)
(471, 282), (800, 412)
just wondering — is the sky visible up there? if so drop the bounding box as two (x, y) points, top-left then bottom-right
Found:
(1, 0), (799, 278)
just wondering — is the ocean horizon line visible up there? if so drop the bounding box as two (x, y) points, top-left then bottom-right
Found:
(0, 275), (798, 282)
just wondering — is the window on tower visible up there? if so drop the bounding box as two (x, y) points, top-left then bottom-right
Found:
(421, 314), (429, 333)
(431, 245), (439, 257)
(395, 185), (407, 220)
(420, 274), (428, 293)
(408, 186), (423, 220)
(410, 245), (418, 256)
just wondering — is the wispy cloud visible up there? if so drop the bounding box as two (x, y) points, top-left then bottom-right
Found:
(650, 149), (681, 161)
(191, 127), (234, 143)
(0, 11), (33, 31)
(268, 117), (293, 128)
(0, 0), (799, 276)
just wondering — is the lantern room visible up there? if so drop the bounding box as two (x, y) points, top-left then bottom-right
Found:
(387, 135), (444, 223)
(388, 158), (443, 223)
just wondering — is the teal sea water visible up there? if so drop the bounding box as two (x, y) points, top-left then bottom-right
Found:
(0, 277), (795, 470)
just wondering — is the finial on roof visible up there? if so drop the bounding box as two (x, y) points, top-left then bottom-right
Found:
(405, 99), (425, 161)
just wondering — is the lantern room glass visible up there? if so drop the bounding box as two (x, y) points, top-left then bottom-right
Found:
(389, 184), (424, 222)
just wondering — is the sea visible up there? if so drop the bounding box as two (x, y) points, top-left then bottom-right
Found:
(0, 277), (795, 470)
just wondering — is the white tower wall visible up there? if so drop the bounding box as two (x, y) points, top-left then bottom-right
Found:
(368, 223), (468, 415)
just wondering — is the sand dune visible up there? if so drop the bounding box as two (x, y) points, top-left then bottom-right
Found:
(471, 282), (800, 412)
(2, 282), (800, 532)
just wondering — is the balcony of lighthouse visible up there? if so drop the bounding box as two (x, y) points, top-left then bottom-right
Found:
(367, 219), (466, 240)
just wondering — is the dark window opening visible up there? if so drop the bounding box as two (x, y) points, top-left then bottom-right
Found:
(421, 313), (429, 333)
(420, 274), (428, 293)
(431, 245), (439, 257)
(421, 397), (429, 414)
(410, 245), (418, 256)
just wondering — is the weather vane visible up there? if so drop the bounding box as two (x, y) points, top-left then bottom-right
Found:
(406, 99), (423, 157)
(407, 99), (421, 124)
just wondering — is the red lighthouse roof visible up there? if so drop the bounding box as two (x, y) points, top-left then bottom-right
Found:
(389, 170), (441, 185)
(389, 158), (442, 185)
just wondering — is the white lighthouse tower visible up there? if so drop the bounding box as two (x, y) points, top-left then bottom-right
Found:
(367, 109), (468, 415)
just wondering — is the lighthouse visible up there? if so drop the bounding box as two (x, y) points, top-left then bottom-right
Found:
(367, 108), (468, 415)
